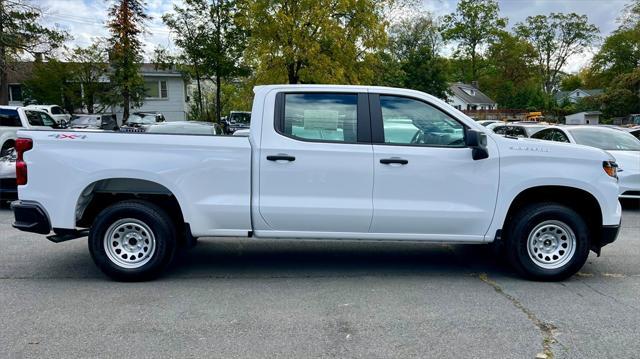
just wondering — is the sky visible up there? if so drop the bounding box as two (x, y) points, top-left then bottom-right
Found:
(37, 0), (631, 73)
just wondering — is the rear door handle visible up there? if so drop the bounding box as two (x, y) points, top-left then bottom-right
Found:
(267, 155), (296, 162)
(380, 158), (408, 165)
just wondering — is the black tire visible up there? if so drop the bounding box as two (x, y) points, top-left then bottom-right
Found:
(505, 203), (590, 281)
(88, 200), (177, 281)
(1, 142), (14, 157)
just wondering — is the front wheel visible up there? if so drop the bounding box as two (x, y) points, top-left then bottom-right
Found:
(88, 200), (177, 281)
(505, 203), (590, 281)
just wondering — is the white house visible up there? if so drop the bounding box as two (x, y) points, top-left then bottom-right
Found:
(447, 82), (497, 111)
(110, 64), (189, 122)
(565, 111), (601, 125)
(6, 62), (190, 121)
(554, 88), (604, 104)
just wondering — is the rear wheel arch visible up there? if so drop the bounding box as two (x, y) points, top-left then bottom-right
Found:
(75, 178), (188, 239)
(1, 139), (15, 155)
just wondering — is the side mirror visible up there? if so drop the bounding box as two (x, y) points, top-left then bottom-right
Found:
(466, 129), (489, 160)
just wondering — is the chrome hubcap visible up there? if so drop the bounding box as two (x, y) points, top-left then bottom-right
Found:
(527, 220), (576, 269)
(104, 218), (156, 269)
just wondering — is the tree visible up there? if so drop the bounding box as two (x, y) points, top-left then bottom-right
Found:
(22, 59), (78, 110)
(382, 14), (450, 98)
(514, 13), (599, 95)
(592, 1), (640, 85)
(163, 2), (209, 120)
(0, 0), (67, 105)
(243, 0), (388, 85)
(560, 74), (584, 91)
(619, 0), (640, 29)
(164, 0), (248, 122)
(441, 0), (507, 82)
(105, 0), (149, 121)
(66, 41), (110, 113)
(481, 31), (542, 109)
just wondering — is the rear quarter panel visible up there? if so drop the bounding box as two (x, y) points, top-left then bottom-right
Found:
(17, 130), (252, 236)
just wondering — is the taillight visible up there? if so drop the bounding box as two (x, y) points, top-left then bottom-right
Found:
(15, 138), (33, 186)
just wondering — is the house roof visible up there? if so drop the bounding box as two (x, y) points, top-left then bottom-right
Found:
(6, 62), (34, 83)
(449, 83), (495, 105)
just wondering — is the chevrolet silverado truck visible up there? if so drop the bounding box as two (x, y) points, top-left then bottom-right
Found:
(11, 85), (622, 281)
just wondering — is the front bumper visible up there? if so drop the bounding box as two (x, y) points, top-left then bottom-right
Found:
(592, 223), (621, 255)
(11, 200), (51, 234)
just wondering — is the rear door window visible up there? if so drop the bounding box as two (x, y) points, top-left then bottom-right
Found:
(281, 93), (359, 143)
(0, 109), (22, 127)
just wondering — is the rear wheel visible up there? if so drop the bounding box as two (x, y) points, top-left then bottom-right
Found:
(88, 200), (176, 281)
(505, 203), (590, 281)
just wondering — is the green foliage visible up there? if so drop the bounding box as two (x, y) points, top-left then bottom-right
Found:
(377, 14), (449, 98)
(514, 13), (599, 94)
(164, 0), (248, 121)
(441, 0), (507, 81)
(22, 59), (80, 110)
(560, 74), (584, 91)
(66, 41), (110, 113)
(480, 31), (543, 109)
(592, 3), (640, 86)
(105, 0), (149, 120)
(243, 0), (388, 85)
(0, 0), (68, 104)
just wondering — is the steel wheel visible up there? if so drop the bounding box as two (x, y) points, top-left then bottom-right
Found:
(104, 218), (156, 269)
(527, 220), (576, 270)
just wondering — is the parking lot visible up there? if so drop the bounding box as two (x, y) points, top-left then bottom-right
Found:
(0, 203), (638, 358)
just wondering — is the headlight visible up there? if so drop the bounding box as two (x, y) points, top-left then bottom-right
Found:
(603, 161), (618, 179)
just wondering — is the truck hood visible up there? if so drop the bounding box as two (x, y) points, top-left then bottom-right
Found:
(608, 150), (640, 173)
(497, 136), (613, 162)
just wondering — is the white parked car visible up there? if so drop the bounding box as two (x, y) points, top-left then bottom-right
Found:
(0, 106), (60, 155)
(232, 128), (250, 136)
(25, 105), (71, 125)
(12, 85), (621, 282)
(487, 123), (547, 138)
(0, 148), (17, 201)
(531, 126), (640, 199)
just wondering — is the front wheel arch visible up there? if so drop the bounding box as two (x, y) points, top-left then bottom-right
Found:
(503, 186), (603, 253)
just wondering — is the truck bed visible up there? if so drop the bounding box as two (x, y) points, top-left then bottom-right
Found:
(17, 130), (253, 237)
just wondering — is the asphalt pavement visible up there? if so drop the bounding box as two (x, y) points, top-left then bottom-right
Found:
(0, 202), (639, 358)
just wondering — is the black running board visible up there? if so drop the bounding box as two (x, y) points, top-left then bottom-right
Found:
(47, 228), (89, 243)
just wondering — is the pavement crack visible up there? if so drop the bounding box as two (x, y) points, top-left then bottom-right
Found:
(478, 273), (558, 359)
(578, 279), (640, 312)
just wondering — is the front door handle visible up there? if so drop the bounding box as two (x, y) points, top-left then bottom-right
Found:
(380, 158), (408, 165)
(267, 155), (296, 162)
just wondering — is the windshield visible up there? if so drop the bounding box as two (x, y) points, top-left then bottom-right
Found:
(228, 112), (251, 124)
(127, 114), (156, 125)
(568, 128), (640, 151)
(72, 116), (100, 126)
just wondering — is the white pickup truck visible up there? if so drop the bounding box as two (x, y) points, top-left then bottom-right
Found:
(11, 85), (621, 281)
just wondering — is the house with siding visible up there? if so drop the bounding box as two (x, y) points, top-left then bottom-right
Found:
(6, 62), (190, 121)
(447, 82), (497, 111)
(554, 88), (604, 104)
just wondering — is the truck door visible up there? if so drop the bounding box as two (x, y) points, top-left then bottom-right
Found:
(368, 93), (499, 241)
(257, 91), (374, 235)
